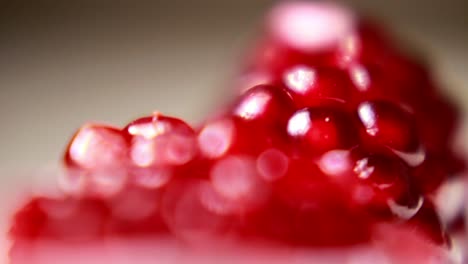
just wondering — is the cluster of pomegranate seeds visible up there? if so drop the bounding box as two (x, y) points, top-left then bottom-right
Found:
(9, 1), (466, 262)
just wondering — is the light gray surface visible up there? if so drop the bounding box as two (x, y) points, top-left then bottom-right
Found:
(0, 0), (467, 177)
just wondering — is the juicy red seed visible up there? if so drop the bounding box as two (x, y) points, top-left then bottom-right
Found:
(109, 186), (160, 222)
(124, 113), (196, 168)
(130, 166), (173, 189)
(198, 85), (294, 157)
(256, 148), (290, 182)
(347, 64), (422, 108)
(107, 210), (168, 237)
(232, 84), (295, 128)
(63, 124), (128, 170)
(197, 118), (236, 158)
(10, 197), (110, 241)
(343, 148), (423, 220)
(356, 101), (420, 153)
(287, 105), (357, 155)
(239, 199), (297, 244)
(9, 198), (47, 240)
(197, 114), (290, 158)
(210, 156), (259, 202)
(210, 155), (270, 212)
(160, 179), (231, 242)
(274, 157), (345, 208)
(124, 113), (194, 139)
(291, 203), (371, 246)
(282, 66), (352, 108)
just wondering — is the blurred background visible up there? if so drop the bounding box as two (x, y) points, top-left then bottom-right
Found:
(0, 0), (467, 185)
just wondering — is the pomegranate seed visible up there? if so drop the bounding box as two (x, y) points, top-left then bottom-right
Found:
(197, 118), (236, 159)
(287, 105), (358, 155)
(108, 186), (160, 222)
(356, 101), (420, 154)
(232, 84), (295, 129)
(354, 151), (423, 220)
(274, 157), (344, 209)
(62, 124), (129, 197)
(197, 116), (287, 158)
(124, 113), (196, 167)
(10, 198), (48, 240)
(328, 148), (425, 220)
(10, 197), (109, 241)
(282, 66), (352, 108)
(291, 202), (372, 246)
(160, 179), (231, 243)
(130, 166), (173, 189)
(256, 148), (289, 182)
(210, 155), (270, 211)
(64, 124), (128, 170)
(124, 113), (194, 139)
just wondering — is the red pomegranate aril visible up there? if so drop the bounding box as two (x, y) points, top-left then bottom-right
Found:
(106, 209), (168, 237)
(198, 85), (294, 158)
(197, 118), (236, 159)
(130, 166), (173, 189)
(10, 198), (48, 240)
(160, 179), (232, 243)
(62, 124), (130, 197)
(10, 197), (110, 242)
(356, 101), (420, 154)
(197, 115), (288, 158)
(64, 124), (128, 171)
(197, 117), (258, 159)
(292, 202), (372, 247)
(210, 155), (270, 211)
(108, 186), (160, 222)
(232, 84), (295, 129)
(124, 113), (194, 139)
(274, 157), (345, 209)
(238, 198), (296, 244)
(347, 64), (420, 108)
(256, 148), (290, 182)
(342, 149), (423, 220)
(287, 105), (358, 156)
(282, 66), (352, 108)
(125, 113), (196, 168)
